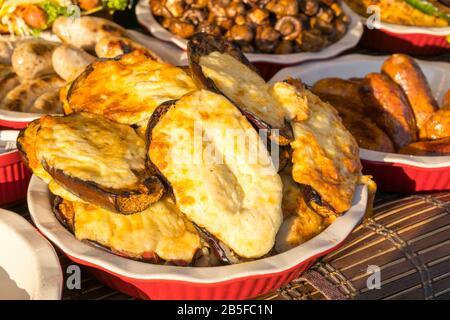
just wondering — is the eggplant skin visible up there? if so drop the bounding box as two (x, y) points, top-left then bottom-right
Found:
(301, 184), (336, 218)
(43, 160), (164, 215)
(52, 197), (161, 264)
(187, 33), (292, 146)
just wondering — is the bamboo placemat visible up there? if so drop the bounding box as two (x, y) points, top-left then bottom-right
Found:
(7, 190), (449, 300)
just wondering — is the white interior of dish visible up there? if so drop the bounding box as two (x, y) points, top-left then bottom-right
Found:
(0, 209), (62, 299)
(135, 0), (364, 64)
(28, 175), (367, 283)
(270, 54), (450, 167)
(356, 14), (450, 35)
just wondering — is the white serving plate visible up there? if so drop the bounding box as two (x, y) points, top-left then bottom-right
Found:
(27, 175), (367, 283)
(270, 54), (450, 168)
(0, 209), (62, 300)
(135, 0), (363, 64)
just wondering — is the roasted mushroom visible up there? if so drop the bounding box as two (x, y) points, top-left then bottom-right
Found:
(266, 0), (299, 16)
(275, 16), (302, 40)
(226, 24), (254, 44)
(255, 25), (280, 52)
(181, 9), (206, 26)
(300, 0), (319, 16)
(246, 7), (270, 25)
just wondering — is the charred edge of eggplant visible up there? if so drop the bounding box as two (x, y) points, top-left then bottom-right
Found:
(66, 63), (95, 103)
(188, 32), (258, 73)
(16, 118), (42, 169)
(52, 197), (194, 265)
(145, 100), (178, 196)
(193, 224), (246, 265)
(187, 34), (292, 145)
(42, 160), (164, 215)
(301, 184), (336, 217)
(52, 196), (73, 231)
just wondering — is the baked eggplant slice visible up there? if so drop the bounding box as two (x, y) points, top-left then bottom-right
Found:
(187, 33), (291, 145)
(271, 79), (363, 214)
(275, 166), (332, 253)
(19, 112), (164, 214)
(62, 50), (197, 128)
(148, 90), (283, 259)
(53, 196), (201, 263)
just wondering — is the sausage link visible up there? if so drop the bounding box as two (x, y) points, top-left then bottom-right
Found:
(360, 73), (417, 149)
(382, 54), (438, 139)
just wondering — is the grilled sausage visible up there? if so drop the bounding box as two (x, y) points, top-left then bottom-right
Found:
(0, 75), (64, 112)
(28, 89), (63, 114)
(0, 65), (20, 102)
(425, 109), (450, 140)
(52, 16), (127, 51)
(318, 94), (395, 152)
(312, 78), (368, 115)
(95, 36), (162, 61)
(398, 137), (450, 156)
(11, 39), (57, 80)
(52, 45), (95, 81)
(360, 73), (417, 149)
(381, 54), (438, 139)
(0, 41), (15, 64)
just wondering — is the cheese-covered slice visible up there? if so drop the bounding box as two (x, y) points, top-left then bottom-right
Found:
(36, 112), (147, 190)
(275, 166), (334, 253)
(64, 50), (197, 126)
(199, 52), (286, 129)
(61, 197), (201, 263)
(149, 90), (283, 258)
(272, 81), (362, 214)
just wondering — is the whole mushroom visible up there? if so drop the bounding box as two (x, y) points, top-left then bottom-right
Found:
(226, 24), (254, 45)
(255, 25), (280, 52)
(246, 7), (270, 26)
(265, 0), (298, 16)
(275, 16), (302, 41)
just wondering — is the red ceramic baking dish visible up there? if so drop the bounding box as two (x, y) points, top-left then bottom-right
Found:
(271, 54), (450, 193)
(0, 149), (31, 206)
(353, 11), (450, 56)
(27, 176), (368, 300)
(0, 110), (40, 129)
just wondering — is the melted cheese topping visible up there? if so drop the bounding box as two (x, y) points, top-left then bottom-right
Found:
(199, 52), (286, 128)
(65, 50), (197, 126)
(35, 113), (147, 190)
(275, 166), (331, 253)
(149, 90), (283, 258)
(273, 82), (362, 213)
(71, 197), (201, 262)
(17, 119), (52, 183)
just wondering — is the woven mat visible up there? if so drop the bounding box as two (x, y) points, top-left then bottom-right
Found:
(7, 190), (449, 300)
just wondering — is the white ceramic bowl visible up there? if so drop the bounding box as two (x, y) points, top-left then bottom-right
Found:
(28, 175), (368, 299)
(0, 209), (62, 300)
(270, 54), (450, 192)
(135, 0), (363, 64)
